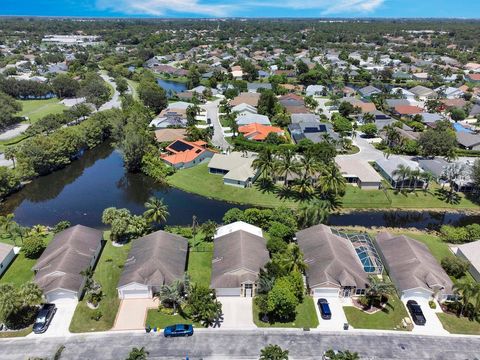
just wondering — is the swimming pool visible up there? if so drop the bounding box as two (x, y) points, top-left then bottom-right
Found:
(355, 247), (377, 273)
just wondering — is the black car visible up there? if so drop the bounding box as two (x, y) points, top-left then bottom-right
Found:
(317, 298), (332, 320)
(406, 300), (426, 326)
(33, 304), (57, 334)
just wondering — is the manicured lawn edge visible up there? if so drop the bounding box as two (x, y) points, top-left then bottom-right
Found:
(0, 326), (32, 338)
(343, 295), (410, 331)
(437, 313), (480, 335)
(252, 296), (319, 328)
(145, 309), (202, 329)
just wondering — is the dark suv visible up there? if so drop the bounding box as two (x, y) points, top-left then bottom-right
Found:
(33, 304), (57, 334)
(406, 300), (426, 326)
(317, 298), (332, 320)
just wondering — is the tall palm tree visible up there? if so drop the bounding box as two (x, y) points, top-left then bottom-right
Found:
(442, 162), (465, 201)
(298, 152), (321, 184)
(453, 279), (477, 317)
(0, 214), (17, 244)
(409, 169), (421, 189)
(392, 164), (411, 190)
(253, 148), (276, 181)
(277, 148), (300, 187)
(298, 199), (330, 229)
(366, 276), (397, 306)
(143, 197), (169, 226)
(317, 164), (346, 196)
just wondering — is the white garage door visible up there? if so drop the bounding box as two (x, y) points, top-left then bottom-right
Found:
(215, 288), (241, 297)
(120, 289), (151, 299)
(402, 289), (432, 301)
(313, 288), (339, 298)
(46, 290), (78, 303)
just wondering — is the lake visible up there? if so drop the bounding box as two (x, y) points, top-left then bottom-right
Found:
(157, 79), (188, 97)
(1, 143), (478, 230)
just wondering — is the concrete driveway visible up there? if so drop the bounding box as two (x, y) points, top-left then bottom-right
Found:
(113, 298), (159, 331)
(314, 296), (350, 330)
(29, 299), (78, 338)
(402, 298), (448, 335)
(217, 297), (255, 329)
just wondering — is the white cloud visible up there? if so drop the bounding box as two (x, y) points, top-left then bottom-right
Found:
(96, 0), (384, 17)
(96, 0), (235, 17)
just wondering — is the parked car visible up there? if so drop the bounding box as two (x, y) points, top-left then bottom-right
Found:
(163, 324), (194, 337)
(406, 300), (426, 325)
(317, 298), (332, 320)
(33, 303), (57, 334)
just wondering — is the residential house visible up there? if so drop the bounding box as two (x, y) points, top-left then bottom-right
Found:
(230, 92), (261, 107)
(466, 74), (480, 83)
(456, 240), (480, 282)
(231, 103), (258, 116)
(306, 85), (326, 97)
(154, 128), (187, 143)
(33, 225), (104, 302)
(0, 243), (15, 277)
(335, 158), (382, 190)
(211, 222), (269, 297)
(358, 85), (382, 99)
(208, 151), (259, 187)
(161, 139), (215, 169)
(390, 88), (416, 101)
(247, 82), (272, 93)
(435, 86), (464, 99)
(417, 158), (449, 182)
(375, 232), (454, 301)
(238, 123), (283, 141)
(409, 86), (437, 100)
(394, 105), (424, 117)
(231, 65), (244, 79)
(375, 157), (425, 189)
(289, 121), (340, 145)
(117, 231), (188, 299)
(296, 224), (368, 298)
(456, 132), (480, 151)
(236, 113), (271, 126)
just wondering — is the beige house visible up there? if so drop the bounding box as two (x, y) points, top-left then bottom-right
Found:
(0, 243), (15, 277)
(211, 222), (269, 297)
(456, 240), (480, 282)
(335, 158), (382, 190)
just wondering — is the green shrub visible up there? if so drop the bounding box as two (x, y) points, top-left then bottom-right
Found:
(429, 300), (436, 309)
(90, 310), (102, 321)
(441, 256), (470, 278)
(22, 236), (45, 259)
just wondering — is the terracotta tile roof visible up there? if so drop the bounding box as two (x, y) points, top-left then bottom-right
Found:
(154, 129), (187, 142)
(238, 123), (283, 141)
(162, 139), (208, 165)
(394, 105), (424, 115)
(467, 74), (480, 81)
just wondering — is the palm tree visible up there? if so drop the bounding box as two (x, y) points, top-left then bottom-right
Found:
(409, 169), (421, 189)
(259, 344), (289, 360)
(253, 148), (276, 181)
(421, 172), (434, 192)
(298, 199), (330, 228)
(18, 282), (43, 307)
(143, 197), (169, 227)
(3, 147), (16, 169)
(0, 214), (17, 244)
(362, 112), (375, 124)
(442, 162), (465, 202)
(297, 152), (321, 183)
(453, 279), (477, 317)
(317, 164), (346, 196)
(392, 164), (411, 190)
(365, 276), (397, 307)
(125, 347), (149, 360)
(277, 148), (300, 187)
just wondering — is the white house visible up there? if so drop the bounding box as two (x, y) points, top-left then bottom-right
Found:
(0, 243), (15, 277)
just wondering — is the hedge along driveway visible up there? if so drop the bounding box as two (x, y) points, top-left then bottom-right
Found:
(69, 234), (131, 333)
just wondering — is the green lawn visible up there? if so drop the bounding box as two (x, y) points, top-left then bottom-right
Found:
(187, 243), (213, 287)
(0, 234), (53, 288)
(167, 164), (479, 211)
(145, 309), (202, 329)
(343, 294), (410, 331)
(69, 235), (131, 333)
(437, 313), (480, 335)
(253, 296), (319, 328)
(0, 326), (32, 338)
(168, 163), (296, 208)
(126, 79), (139, 100)
(18, 99), (66, 123)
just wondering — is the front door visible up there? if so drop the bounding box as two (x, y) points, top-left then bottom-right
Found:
(244, 283), (253, 297)
(343, 287), (351, 298)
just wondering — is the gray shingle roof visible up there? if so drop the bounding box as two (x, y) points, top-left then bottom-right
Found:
(375, 232), (453, 295)
(211, 230), (269, 288)
(296, 225), (368, 289)
(33, 225), (103, 295)
(0, 242), (14, 262)
(118, 231), (188, 288)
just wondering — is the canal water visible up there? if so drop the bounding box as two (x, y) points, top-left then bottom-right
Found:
(1, 143), (478, 230)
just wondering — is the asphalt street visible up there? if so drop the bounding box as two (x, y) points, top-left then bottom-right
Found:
(1, 330), (480, 360)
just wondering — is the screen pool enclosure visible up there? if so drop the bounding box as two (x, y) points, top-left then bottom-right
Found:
(332, 229), (384, 274)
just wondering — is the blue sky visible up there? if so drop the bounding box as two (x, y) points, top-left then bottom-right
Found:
(2, 0), (480, 18)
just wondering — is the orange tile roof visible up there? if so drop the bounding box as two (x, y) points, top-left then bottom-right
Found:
(467, 74), (480, 81)
(394, 105), (424, 115)
(238, 123), (283, 141)
(162, 139), (209, 165)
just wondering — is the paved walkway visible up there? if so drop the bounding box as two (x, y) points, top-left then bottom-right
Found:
(113, 298), (159, 331)
(99, 73), (122, 111)
(0, 123), (30, 141)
